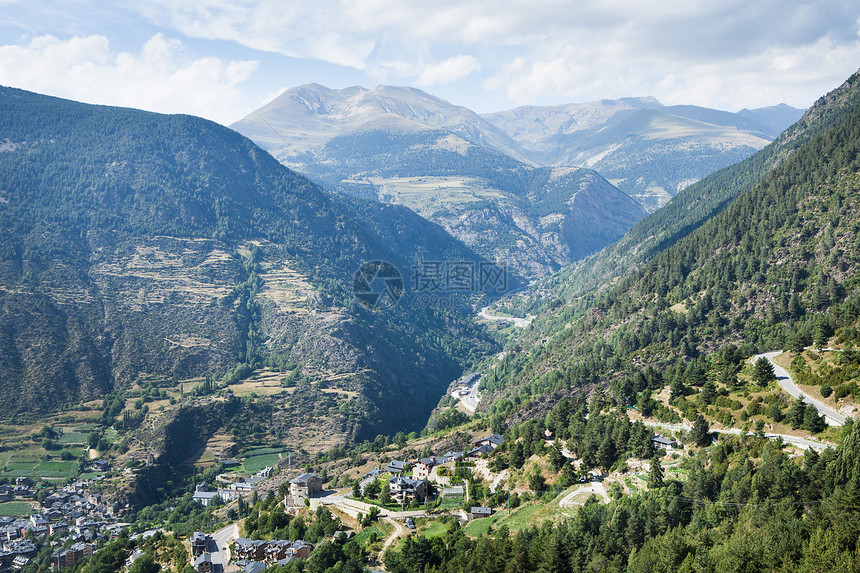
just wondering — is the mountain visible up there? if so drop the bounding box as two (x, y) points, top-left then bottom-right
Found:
(300, 128), (647, 277)
(505, 72), (860, 320)
(232, 83), (531, 166)
(481, 69), (860, 419)
(482, 98), (804, 210)
(232, 85), (648, 278)
(0, 85), (498, 438)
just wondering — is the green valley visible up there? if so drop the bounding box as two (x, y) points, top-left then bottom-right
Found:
(0, 65), (858, 573)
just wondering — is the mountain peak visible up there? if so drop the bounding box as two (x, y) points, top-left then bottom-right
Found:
(232, 83), (531, 163)
(615, 95), (663, 107)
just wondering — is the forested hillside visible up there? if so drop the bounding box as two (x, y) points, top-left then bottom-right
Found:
(385, 420), (860, 573)
(0, 86), (495, 436)
(482, 70), (860, 417)
(506, 69), (860, 316)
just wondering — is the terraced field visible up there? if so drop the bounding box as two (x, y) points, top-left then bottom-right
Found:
(364, 176), (507, 213)
(57, 431), (89, 445)
(1, 455), (78, 479)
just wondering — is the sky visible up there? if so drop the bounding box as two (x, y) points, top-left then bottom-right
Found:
(1, 1), (859, 125)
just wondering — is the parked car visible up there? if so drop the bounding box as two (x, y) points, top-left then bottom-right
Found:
(404, 518), (415, 529)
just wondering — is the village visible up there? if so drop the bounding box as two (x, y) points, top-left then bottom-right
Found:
(0, 464), (129, 572)
(182, 432), (513, 573)
(162, 424), (696, 573)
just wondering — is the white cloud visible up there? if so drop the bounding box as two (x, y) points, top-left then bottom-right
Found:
(1, 1), (859, 116)
(138, 0), (379, 70)
(129, 0), (860, 111)
(0, 33), (258, 123)
(416, 55), (480, 86)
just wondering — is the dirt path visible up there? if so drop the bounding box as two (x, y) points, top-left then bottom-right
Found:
(381, 517), (406, 555)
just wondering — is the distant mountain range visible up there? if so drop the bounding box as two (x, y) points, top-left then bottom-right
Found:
(232, 85), (803, 277)
(484, 98), (804, 209)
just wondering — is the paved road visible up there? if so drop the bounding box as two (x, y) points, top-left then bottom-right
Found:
(210, 522), (239, 570)
(642, 421), (834, 451)
(755, 351), (846, 426)
(459, 377), (481, 413)
(559, 481), (610, 507)
(478, 307), (533, 328)
(319, 492), (430, 520)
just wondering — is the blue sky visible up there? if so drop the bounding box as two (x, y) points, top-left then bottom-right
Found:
(1, 0), (859, 124)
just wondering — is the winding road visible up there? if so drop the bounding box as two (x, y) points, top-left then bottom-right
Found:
(209, 522), (239, 571)
(381, 517), (407, 555)
(559, 480), (610, 507)
(478, 307), (533, 328)
(458, 377), (481, 413)
(642, 421), (834, 451)
(755, 351), (846, 426)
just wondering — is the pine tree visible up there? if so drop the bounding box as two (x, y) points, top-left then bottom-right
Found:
(549, 443), (566, 471)
(769, 401), (783, 422)
(378, 482), (391, 505)
(648, 454), (664, 489)
(598, 435), (616, 470)
(814, 322), (830, 350)
(691, 414), (711, 447)
(787, 396), (807, 429)
(509, 441), (526, 469)
(670, 377), (687, 401)
(560, 461), (576, 487)
(788, 292), (803, 319)
(753, 357), (777, 387)
(529, 469), (546, 493)
(803, 407), (826, 434)
(700, 380), (716, 405)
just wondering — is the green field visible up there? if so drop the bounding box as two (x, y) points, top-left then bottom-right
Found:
(461, 499), (571, 536)
(2, 453), (79, 479)
(353, 521), (393, 548)
(73, 424), (100, 432)
(6, 462), (36, 471)
(625, 478), (641, 495)
(438, 497), (464, 509)
(57, 432), (89, 445)
(463, 513), (502, 537)
(6, 453), (39, 463)
(495, 503), (544, 531)
(241, 453), (281, 473)
(421, 520), (449, 538)
(0, 501), (34, 516)
(35, 461), (77, 477)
